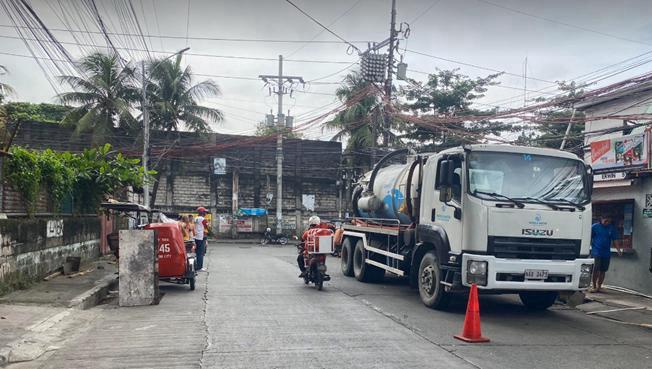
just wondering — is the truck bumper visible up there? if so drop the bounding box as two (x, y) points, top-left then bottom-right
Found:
(461, 254), (594, 291)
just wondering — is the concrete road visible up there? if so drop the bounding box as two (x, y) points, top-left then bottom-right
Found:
(21, 243), (652, 369)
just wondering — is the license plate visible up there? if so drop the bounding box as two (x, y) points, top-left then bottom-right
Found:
(525, 269), (548, 280)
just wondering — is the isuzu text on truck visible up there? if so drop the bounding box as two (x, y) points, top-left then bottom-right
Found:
(340, 144), (594, 310)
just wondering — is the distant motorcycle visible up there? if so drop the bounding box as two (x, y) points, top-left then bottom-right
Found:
(261, 228), (289, 245)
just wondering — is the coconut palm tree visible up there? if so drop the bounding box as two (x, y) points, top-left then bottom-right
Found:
(57, 52), (139, 139)
(324, 71), (383, 168)
(146, 54), (223, 132)
(0, 65), (15, 103)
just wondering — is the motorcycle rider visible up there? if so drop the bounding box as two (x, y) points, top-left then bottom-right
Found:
(297, 215), (333, 278)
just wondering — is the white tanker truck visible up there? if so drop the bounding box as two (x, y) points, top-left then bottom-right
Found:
(340, 144), (595, 310)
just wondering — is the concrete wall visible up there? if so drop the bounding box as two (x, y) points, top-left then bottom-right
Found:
(592, 179), (652, 294)
(0, 216), (100, 294)
(9, 121), (343, 238)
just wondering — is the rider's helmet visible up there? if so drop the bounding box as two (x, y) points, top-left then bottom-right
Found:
(308, 215), (321, 227)
(266, 227), (271, 233)
(197, 206), (207, 215)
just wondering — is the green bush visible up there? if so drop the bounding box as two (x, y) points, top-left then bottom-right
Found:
(5, 144), (153, 215)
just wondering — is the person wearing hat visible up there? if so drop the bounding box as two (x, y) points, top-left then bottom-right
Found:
(194, 207), (209, 271)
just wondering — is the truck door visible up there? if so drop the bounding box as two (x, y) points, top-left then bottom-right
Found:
(421, 154), (463, 252)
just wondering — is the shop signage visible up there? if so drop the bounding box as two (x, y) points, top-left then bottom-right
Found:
(212, 158), (226, 175)
(593, 172), (626, 182)
(236, 218), (253, 233)
(643, 209), (652, 218)
(590, 132), (649, 173)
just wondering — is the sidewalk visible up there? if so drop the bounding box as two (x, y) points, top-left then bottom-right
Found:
(0, 258), (117, 308)
(578, 287), (652, 328)
(0, 258), (118, 366)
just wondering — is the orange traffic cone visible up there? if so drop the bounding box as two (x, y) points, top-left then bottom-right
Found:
(454, 284), (490, 343)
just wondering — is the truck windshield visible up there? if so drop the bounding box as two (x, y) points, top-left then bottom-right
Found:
(467, 152), (589, 205)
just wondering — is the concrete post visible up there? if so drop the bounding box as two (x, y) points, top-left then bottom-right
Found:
(119, 229), (159, 307)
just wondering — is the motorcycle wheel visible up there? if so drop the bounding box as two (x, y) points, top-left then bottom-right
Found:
(315, 270), (324, 291)
(279, 236), (288, 245)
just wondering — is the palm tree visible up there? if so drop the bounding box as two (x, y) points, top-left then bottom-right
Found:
(0, 65), (16, 103)
(324, 71), (383, 168)
(146, 54), (223, 132)
(57, 52), (139, 139)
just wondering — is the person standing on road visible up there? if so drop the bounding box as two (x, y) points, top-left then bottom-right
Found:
(590, 215), (622, 293)
(194, 207), (209, 272)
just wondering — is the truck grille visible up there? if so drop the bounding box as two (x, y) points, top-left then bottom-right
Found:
(488, 237), (580, 260)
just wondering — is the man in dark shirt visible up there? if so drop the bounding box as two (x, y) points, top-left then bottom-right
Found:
(590, 216), (622, 293)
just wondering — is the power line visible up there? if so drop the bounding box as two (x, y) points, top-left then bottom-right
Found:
(406, 49), (557, 84)
(0, 23), (371, 44)
(287, 0), (362, 58)
(409, 0), (443, 25)
(472, 0), (652, 47)
(0, 32), (356, 64)
(284, 0), (360, 53)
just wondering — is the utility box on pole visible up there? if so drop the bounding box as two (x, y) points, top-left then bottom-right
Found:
(119, 229), (159, 307)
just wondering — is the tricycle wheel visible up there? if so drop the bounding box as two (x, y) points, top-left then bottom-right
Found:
(189, 277), (196, 291)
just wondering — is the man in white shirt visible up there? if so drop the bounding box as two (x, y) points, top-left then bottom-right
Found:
(194, 207), (209, 271)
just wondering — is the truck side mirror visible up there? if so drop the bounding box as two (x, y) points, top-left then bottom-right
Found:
(438, 160), (453, 203)
(585, 165), (594, 199)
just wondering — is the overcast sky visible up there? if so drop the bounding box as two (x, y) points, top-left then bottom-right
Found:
(1, 0), (652, 140)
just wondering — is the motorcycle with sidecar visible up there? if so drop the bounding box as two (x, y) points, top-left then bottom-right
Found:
(103, 202), (197, 291)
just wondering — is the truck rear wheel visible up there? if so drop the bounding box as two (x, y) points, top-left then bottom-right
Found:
(519, 291), (558, 310)
(353, 239), (384, 283)
(341, 238), (354, 277)
(418, 251), (449, 309)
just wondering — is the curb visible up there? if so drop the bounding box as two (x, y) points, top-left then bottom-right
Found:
(68, 274), (118, 310)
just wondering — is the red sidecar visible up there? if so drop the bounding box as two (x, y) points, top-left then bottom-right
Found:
(145, 222), (197, 291)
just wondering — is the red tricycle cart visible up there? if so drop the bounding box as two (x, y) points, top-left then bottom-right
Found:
(103, 202), (197, 291)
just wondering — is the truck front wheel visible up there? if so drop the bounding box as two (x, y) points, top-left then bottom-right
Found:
(519, 291), (558, 310)
(341, 238), (354, 277)
(418, 251), (449, 309)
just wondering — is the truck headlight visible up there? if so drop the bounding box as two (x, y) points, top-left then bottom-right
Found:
(579, 263), (593, 289)
(467, 260), (488, 286)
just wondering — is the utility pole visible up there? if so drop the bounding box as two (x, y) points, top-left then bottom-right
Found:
(523, 56), (528, 107)
(259, 55), (304, 235)
(140, 47), (189, 208)
(384, 0), (398, 147)
(141, 60), (150, 208)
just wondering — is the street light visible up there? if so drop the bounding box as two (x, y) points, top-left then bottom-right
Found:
(141, 47), (190, 208)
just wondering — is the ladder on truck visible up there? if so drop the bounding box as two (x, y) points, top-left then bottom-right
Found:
(342, 218), (407, 276)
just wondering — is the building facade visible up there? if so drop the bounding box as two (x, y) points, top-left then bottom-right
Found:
(578, 83), (652, 294)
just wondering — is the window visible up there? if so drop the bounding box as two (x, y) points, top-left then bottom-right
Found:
(467, 151), (589, 205)
(593, 200), (634, 250)
(435, 155), (462, 203)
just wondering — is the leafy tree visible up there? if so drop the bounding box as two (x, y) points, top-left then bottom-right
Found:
(3, 102), (71, 124)
(324, 71), (384, 169)
(399, 69), (509, 151)
(146, 53), (223, 132)
(0, 65), (15, 103)
(57, 52), (139, 140)
(5, 144), (150, 215)
(524, 81), (587, 156)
